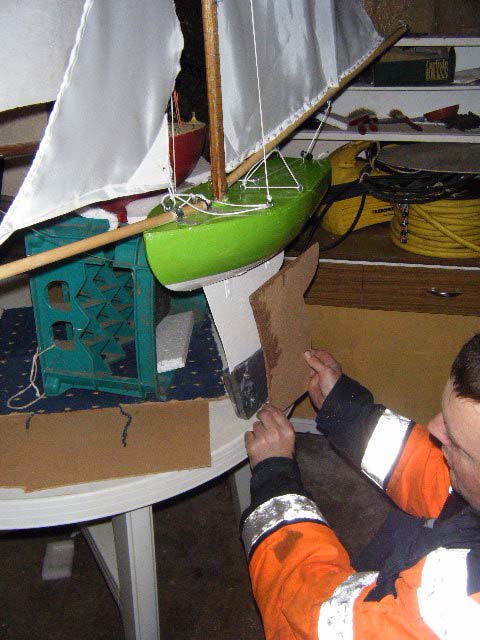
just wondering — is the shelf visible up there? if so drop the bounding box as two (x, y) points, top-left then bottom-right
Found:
(294, 122), (480, 144)
(398, 36), (480, 47)
(347, 83), (479, 92)
(287, 223), (480, 270)
(313, 35), (480, 128)
(282, 35), (480, 151)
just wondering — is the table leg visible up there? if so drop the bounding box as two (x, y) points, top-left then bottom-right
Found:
(83, 520), (120, 605)
(113, 506), (160, 640)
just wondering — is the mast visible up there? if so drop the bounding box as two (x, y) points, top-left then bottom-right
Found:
(0, 9), (405, 283)
(201, 0), (227, 201)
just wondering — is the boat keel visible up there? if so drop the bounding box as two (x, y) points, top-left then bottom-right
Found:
(204, 252), (284, 418)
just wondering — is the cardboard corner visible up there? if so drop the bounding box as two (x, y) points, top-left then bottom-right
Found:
(249, 244), (319, 410)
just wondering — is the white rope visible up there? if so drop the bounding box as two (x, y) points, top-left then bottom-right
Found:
(161, 190), (268, 219)
(7, 344), (55, 410)
(201, 199), (269, 216)
(282, 156), (303, 190)
(304, 100), (332, 157)
(241, 149), (302, 192)
(242, 150), (274, 188)
(161, 190), (211, 213)
(249, 0), (272, 204)
(169, 97), (177, 192)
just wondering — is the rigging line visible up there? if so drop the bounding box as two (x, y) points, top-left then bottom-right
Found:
(173, 89), (183, 126)
(241, 149), (274, 187)
(169, 97), (178, 193)
(279, 150), (302, 190)
(241, 148), (302, 191)
(163, 189), (268, 214)
(249, 0), (272, 204)
(303, 100), (332, 158)
(168, 192), (267, 218)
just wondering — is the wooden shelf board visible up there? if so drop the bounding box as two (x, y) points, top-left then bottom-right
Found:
(294, 123), (480, 144)
(287, 222), (480, 270)
(398, 36), (480, 47)
(347, 83), (479, 92)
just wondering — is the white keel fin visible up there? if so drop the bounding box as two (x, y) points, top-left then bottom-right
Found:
(204, 252), (284, 417)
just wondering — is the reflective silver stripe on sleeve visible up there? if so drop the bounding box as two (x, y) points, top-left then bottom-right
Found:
(242, 493), (328, 557)
(361, 408), (411, 488)
(418, 547), (480, 639)
(317, 571), (378, 640)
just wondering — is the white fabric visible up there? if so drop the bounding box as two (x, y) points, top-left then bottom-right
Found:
(418, 547), (480, 639)
(0, 1), (85, 112)
(217, 0), (382, 172)
(0, 0), (183, 245)
(79, 207), (118, 231)
(317, 571), (378, 640)
(0, 0), (381, 246)
(361, 409), (412, 488)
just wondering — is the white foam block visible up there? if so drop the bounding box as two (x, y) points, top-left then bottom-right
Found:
(42, 539), (75, 581)
(156, 311), (194, 373)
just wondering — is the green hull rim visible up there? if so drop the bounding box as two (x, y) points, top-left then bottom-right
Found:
(144, 156), (331, 286)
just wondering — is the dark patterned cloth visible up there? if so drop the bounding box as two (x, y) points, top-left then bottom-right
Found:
(0, 307), (225, 415)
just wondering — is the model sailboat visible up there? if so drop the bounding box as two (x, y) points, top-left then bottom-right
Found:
(0, 0), (404, 287)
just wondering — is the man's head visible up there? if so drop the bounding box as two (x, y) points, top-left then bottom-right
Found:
(427, 334), (480, 511)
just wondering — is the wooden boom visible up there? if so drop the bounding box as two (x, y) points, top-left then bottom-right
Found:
(0, 203), (205, 282)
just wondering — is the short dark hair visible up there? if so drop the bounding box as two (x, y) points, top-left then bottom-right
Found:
(451, 333), (480, 402)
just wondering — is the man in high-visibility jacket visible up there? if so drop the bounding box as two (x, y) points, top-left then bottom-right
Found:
(241, 335), (480, 639)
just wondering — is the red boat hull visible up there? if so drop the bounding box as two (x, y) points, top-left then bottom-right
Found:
(169, 121), (207, 185)
(99, 121), (206, 222)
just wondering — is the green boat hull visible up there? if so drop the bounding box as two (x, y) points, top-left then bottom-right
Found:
(144, 156), (330, 289)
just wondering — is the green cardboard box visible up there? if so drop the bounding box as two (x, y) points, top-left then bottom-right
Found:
(361, 46), (456, 87)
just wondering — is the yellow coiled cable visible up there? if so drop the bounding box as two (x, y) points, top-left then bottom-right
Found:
(389, 199), (480, 259)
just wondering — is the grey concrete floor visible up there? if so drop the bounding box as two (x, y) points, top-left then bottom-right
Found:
(0, 433), (393, 640)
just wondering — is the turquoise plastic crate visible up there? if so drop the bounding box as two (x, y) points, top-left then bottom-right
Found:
(25, 214), (159, 399)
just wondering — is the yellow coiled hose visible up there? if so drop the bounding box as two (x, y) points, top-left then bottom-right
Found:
(390, 199), (480, 259)
(322, 141), (393, 235)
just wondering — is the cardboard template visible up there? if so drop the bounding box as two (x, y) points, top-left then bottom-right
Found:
(0, 398), (211, 492)
(300, 304), (480, 425)
(249, 244), (319, 410)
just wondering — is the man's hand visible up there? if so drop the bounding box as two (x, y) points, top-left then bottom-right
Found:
(245, 404), (295, 470)
(304, 350), (342, 411)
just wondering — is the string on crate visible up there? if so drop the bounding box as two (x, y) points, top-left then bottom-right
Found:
(7, 344), (55, 410)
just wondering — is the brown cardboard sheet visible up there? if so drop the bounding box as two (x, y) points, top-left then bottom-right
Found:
(0, 398), (211, 492)
(300, 305), (480, 424)
(249, 244), (319, 410)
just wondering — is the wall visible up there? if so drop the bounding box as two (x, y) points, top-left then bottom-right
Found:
(363, 0), (480, 35)
(0, 105), (49, 197)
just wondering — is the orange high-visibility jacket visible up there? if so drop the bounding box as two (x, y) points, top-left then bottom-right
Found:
(241, 375), (480, 639)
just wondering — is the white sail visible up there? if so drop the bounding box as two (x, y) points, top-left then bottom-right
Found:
(0, 0), (183, 246)
(0, 0), (385, 250)
(0, 0), (85, 112)
(217, 0), (383, 172)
